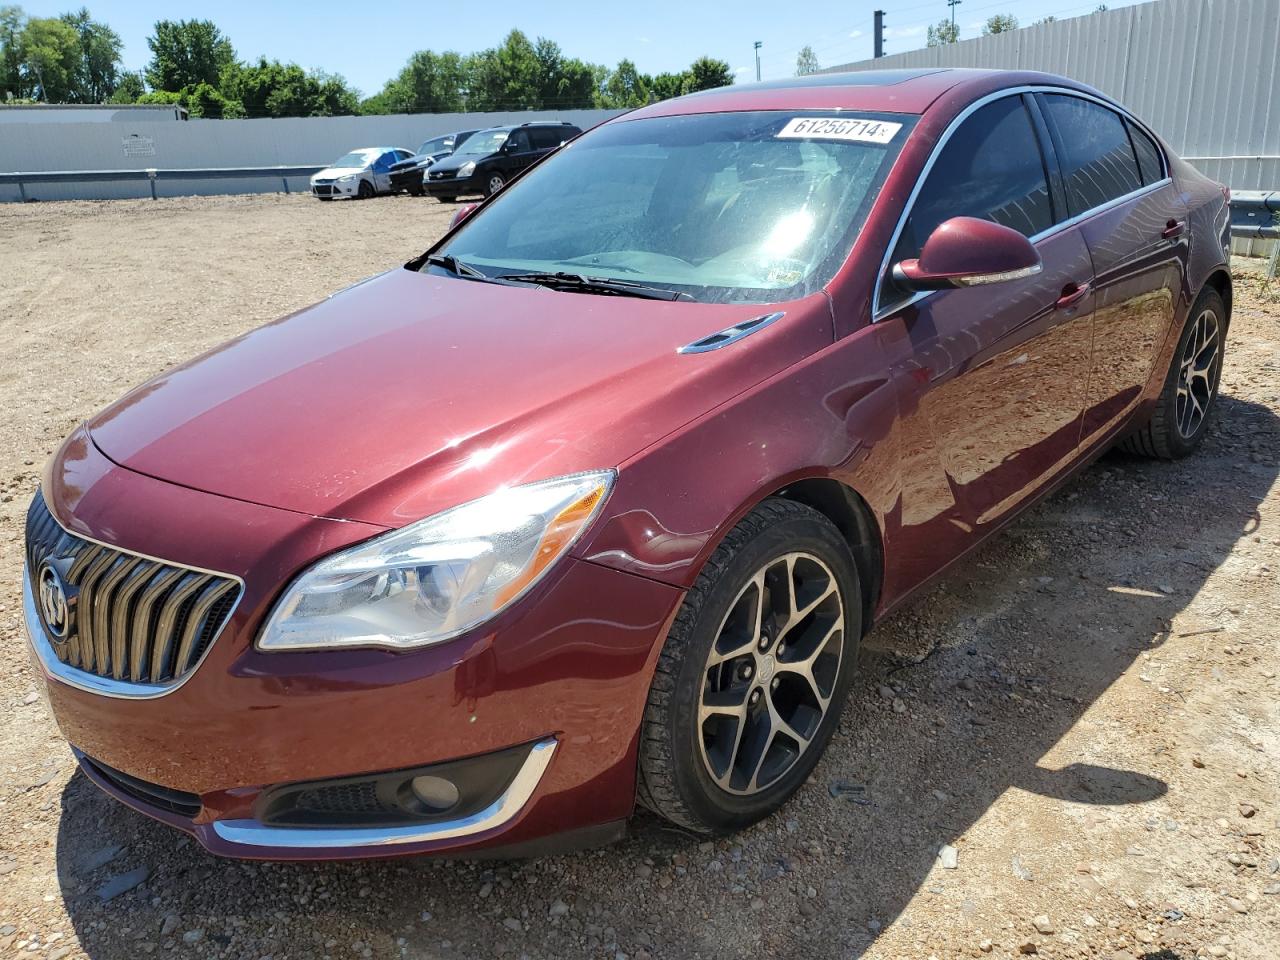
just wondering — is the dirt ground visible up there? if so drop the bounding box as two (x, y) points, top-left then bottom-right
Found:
(0, 193), (1276, 960)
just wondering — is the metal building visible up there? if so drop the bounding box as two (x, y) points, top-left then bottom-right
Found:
(824, 0), (1280, 192)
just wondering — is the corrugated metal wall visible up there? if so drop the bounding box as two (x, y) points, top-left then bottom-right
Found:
(0, 108), (622, 202)
(824, 0), (1280, 190)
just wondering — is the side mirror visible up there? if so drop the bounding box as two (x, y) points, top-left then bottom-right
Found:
(449, 203), (479, 230)
(892, 216), (1041, 291)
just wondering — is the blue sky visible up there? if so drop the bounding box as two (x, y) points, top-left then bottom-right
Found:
(21, 0), (1146, 96)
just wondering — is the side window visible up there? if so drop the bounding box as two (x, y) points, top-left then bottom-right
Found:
(529, 128), (560, 149)
(508, 130), (533, 152)
(1126, 119), (1165, 185)
(1041, 94), (1142, 213)
(372, 151), (394, 172)
(891, 95), (1054, 270)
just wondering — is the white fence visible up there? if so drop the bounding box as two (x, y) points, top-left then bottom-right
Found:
(0, 108), (623, 202)
(824, 0), (1280, 193)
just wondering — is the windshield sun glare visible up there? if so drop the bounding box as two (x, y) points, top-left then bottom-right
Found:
(430, 110), (915, 304)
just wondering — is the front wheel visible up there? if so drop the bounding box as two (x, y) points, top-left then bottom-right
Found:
(637, 498), (862, 835)
(484, 172), (506, 197)
(357, 179), (374, 199)
(1120, 286), (1227, 459)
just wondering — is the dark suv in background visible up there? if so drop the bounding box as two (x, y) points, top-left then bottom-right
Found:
(388, 130), (479, 196)
(425, 121), (582, 201)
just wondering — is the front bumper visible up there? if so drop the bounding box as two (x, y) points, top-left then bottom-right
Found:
(27, 430), (683, 859)
(389, 167), (426, 191)
(311, 178), (364, 199)
(424, 174), (478, 199)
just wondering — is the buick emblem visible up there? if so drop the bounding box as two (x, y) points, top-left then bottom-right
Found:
(36, 561), (71, 641)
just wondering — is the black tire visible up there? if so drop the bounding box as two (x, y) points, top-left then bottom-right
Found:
(357, 179), (375, 200)
(409, 186), (424, 197)
(436, 196), (457, 204)
(1119, 286), (1227, 459)
(637, 498), (862, 835)
(484, 171), (506, 197)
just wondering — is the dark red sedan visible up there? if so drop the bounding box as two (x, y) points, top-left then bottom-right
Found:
(24, 69), (1230, 859)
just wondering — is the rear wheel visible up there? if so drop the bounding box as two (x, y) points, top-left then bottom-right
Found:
(1120, 287), (1226, 459)
(637, 499), (862, 835)
(357, 179), (374, 199)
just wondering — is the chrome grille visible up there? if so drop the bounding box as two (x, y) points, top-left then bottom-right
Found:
(25, 495), (241, 687)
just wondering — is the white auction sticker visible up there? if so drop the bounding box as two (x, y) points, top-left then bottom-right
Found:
(775, 117), (902, 144)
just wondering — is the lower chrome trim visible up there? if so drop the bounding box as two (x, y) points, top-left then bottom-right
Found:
(210, 738), (558, 850)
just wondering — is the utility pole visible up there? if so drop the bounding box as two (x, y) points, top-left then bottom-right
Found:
(947, 0), (962, 30)
(754, 41), (762, 81)
(873, 10), (885, 58)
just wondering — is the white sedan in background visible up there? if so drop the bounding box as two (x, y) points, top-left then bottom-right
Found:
(310, 147), (414, 200)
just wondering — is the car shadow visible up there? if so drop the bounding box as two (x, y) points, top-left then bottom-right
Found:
(52, 393), (1277, 960)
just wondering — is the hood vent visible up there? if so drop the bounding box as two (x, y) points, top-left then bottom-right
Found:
(677, 312), (785, 354)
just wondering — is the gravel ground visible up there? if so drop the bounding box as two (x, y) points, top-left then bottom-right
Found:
(0, 193), (1277, 960)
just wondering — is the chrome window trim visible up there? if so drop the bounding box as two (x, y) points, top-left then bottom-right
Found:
(22, 496), (245, 701)
(210, 738), (558, 850)
(871, 84), (1172, 323)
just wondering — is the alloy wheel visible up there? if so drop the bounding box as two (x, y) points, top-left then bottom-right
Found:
(1176, 308), (1221, 439)
(697, 552), (845, 796)
(488, 175), (505, 194)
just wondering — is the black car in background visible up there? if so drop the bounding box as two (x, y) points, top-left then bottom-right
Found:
(424, 121), (582, 201)
(388, 130), (479, 196)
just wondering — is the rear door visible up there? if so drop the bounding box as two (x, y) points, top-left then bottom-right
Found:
(875, 92), (1096, 540)
(1036, 93), (1188, 443)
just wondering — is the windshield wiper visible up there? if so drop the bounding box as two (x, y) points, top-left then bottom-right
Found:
(495, 271), (692, 302)
(426, 253), (489, 281)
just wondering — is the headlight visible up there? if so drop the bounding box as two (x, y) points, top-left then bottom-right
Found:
(338, 174), (359, 183)
(257, 471), (614, 652)
(456, 161), (476, 177)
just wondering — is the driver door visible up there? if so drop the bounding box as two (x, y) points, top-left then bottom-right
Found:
(371, 151), (396, 193)
(877, 93), (1095, 539)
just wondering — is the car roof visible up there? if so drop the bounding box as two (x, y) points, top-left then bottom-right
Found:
(625, 68), (1099, 120)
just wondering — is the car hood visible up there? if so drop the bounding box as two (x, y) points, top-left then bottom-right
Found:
(392, 152), (444, 171)
(430, 153), (489, 174)
(312, 165), (366, 180)
(87, 268), (832, 528)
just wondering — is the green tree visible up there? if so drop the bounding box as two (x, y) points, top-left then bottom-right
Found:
(373, 49), (467, 114)
(20, 16), (80, 101)
(107, 68), (143, 103)
(927, 19), (960, 46)
(649, 71), (687, 102)
(1, 5), (25, 100)
(221, 57), (359, 117)
(795, 44), (820, 76)
(982, 14), (1019, 35)
(532, 37), (596, 109)
(60, 8), (123, 101)
(145, 19), (234, 92)
(1034, 16), (1057, 25)
(601, 58), (649, 108)
(685, 56), (732, 92)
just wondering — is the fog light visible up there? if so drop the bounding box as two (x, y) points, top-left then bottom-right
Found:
(410, 775), (460, 812)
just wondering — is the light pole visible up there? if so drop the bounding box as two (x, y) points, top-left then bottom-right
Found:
(947, 0), (962, 31)
(753, 41), (762, 82)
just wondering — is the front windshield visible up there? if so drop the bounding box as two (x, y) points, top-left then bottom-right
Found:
(332, 150), (375, 169)
(418, 136), (450, 155)
(455, 130), (510, 156)
(431, 110), (915, 304)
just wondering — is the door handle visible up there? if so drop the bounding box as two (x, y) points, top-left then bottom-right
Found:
(1162, 219), (1186, 240)
(1055, 281), (1091, 310)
